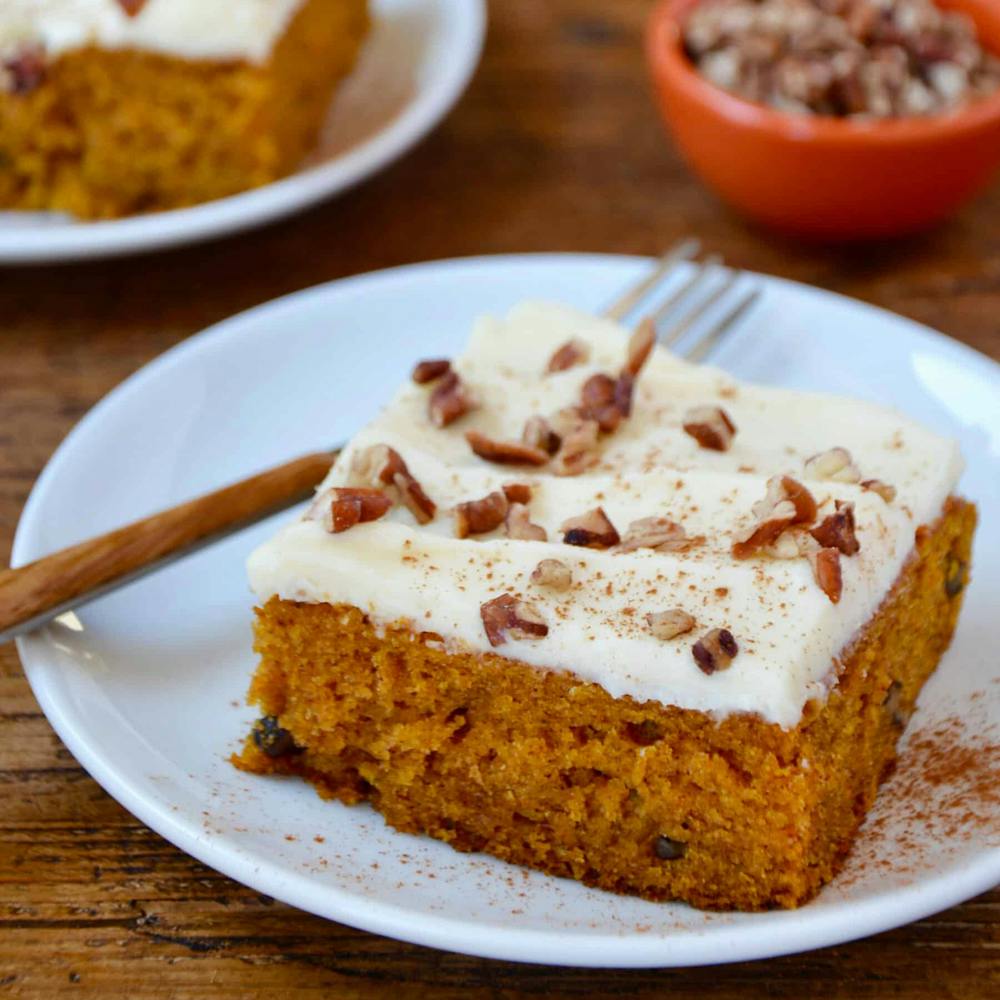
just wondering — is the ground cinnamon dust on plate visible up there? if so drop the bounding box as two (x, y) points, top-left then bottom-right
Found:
(838, 695), (1000, 888)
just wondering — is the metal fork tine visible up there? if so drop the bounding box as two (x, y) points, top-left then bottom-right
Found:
(602, 238), (701, 321)
(649, 252), (723, 328)
(659, 267), (741, 349)
(683, 287), (761, 363)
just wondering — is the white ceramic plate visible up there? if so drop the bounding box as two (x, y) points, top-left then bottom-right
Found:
(14, 255), (1000, 968)
(0, 0), (484, 265)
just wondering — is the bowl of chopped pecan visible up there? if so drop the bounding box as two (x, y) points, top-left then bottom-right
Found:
(647, 0), (1000, 238)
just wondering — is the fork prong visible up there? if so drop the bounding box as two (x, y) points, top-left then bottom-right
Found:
(684, 287), (762, 364)
(659, 266), (741, 349)
(602, 238), (701, 321)
(649, 252), (723, 328)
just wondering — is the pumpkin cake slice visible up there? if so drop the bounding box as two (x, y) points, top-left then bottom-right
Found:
(234, 301), (975, 911)
(0, 0), (368, 219)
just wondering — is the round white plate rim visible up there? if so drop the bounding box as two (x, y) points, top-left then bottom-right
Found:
(12, 253), (1000, 968)
(0, 0), (485, 265)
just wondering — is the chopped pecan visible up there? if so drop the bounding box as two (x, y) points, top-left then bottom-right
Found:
(683, 0), (1000, 119)
(552, 417), (601, 476)
(807, 547), (843, 604)
(561, 507), (620, 549)
(618, 517), (702, 553)
(466, 430), (550, 466)
(428, 370), (477, 427)
(411, 358), (451, 384)
(810, 500), (860, 556)
(580, 373), (624, 433)
(502, 482), (533, 504)
(308, 486), (392, 533)
(549, 406), (586, 438)
(350, 444), (436, 524)
(733, 497), (798, 558)
(692, 628), (739, 675)
(531, 558), (572, 590)
(522, 415), (561, 455)
(3, 43), (46, 94)
(613, 372), (635, 418)
(804, 446), (861, 483)
(116, 0), (149, 17)
(480, 594), (549, 647)
(762, 525), (814, 560)
(647, 609), (696, 640)
(453, 490), (509, 538)
(682, 405), (737, 451)
(546, 338), (590, 373)
(773, 475), (819, 524)
(394, 472), (437, 524)
(862, 478), (897, 503)
(732, 475), (818, 558)
(623, 317), (656, 377)
(505, 503), (547, 542)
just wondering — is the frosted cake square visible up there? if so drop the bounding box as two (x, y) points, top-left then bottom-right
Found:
(234, 302), (975, 910)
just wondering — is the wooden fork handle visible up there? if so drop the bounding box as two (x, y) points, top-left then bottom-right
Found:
(0, 450), (336, 641)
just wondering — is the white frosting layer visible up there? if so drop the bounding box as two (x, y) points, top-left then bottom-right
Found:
(249, 302), (963, 728)
(0, 1), (305, 63)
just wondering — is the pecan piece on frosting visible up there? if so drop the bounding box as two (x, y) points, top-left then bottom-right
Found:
(580, 373), (625, 433)
(804, 446), (861, 484)
(428, 370), (478, 428)
(546, 338), (590, 373)
(810, 500), (860, 556)
(692, 628), (738, 675)
(613, 372), (635, 419)
(502, 482), (533, 505)
(480, 594), (549, 647)
(411, 358), (451, 384)
(682, 405), (737, 452)
(350, 444), (437, 524)
(308, 487), (392, 534)
(466, 430), (550, 466)
(807, 546), (843, 604)
(453, 490), (509, 539)
(505, 503), (547, 542)
(647, 609), (696, 640)
(531, 558), (572, 591)
(732, 475), (817, 558)
(3, 43), (47, 94)
(618, 516), (703, 553)
(551, 415), (601, 476)
(623, 317), (656, 377)
(522, 415), (561, 455)
(862, 478), (897, 503)
(117, 0), (150, 17)
(561, 507), (620, 549)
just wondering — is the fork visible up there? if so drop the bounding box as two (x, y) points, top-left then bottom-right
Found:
(0, 243), (760, 644)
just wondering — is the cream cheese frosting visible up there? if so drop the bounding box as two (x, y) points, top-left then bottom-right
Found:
(0, 1), (305, 64)
(248, 301), (963, 728)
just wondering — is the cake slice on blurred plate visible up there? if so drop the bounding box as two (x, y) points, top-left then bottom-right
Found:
(0, 0), (368, 218)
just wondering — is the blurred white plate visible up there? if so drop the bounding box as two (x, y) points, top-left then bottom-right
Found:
(13, 255), (1000, 967)
(0, 0), (484, 264)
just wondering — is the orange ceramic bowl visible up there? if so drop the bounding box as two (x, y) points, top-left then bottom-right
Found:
(646, 0), (1000, 239)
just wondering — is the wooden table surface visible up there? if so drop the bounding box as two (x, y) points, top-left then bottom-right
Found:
(2, 2), (998, 997)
